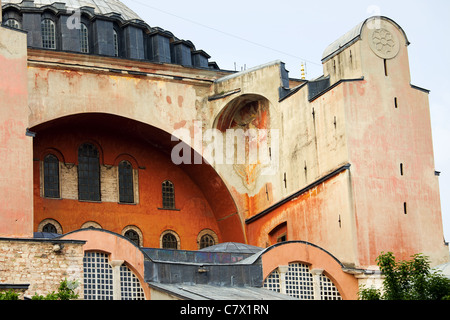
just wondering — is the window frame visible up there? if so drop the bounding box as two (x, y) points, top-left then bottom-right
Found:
(43, 154), (60, 199)
(161, 180), (176, 210)
(118, 160), (134, 204)
(77, 143), (101, 202)
(41, 18), (56, 50)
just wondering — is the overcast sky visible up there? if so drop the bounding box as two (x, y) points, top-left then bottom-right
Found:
(122, 0), (450, 244)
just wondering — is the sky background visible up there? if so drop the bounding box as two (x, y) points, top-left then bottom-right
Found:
(122, 0), (450, 244)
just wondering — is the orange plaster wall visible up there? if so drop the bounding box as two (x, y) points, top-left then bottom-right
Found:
(32, 116), (244, 249)
(261, 242), (359, 300)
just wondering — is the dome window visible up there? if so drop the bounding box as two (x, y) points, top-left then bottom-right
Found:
(5, 19), (21, 29)
(41, 19), (56, 49)
(80, 23), (89, 53)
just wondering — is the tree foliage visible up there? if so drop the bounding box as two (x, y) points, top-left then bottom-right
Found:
(359, 252), (450, 300)
(32, 278), (79, 300)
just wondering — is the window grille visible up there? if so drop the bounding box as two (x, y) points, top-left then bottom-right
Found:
(83, 252), (114, 300)
(80, 23), (89, 53)
(286, 263), (314, 300)
(199, 234), (215, 249)
(320, 274), (342, 300)
(263, 263), (342, 300)
(162, 180), (175, 209)
(5, 19), (20, 29)
(162, 233), (178, 249)
(43, 154), (60, 198)
(263, 270), (281, 293)
(119, 161), (134, 203)
(120, 264), (145, 300)
(78, 143), (101, 201)
(41, 19), (56, 49)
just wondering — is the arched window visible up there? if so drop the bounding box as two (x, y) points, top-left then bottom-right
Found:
(113, 29), (119, 57)
(42, 223), (57, 234)
(118, 161), (134, 204)
(80, 23), (89, 53)
(5, 19), (21, 29)
(162, 180), (175, 209)
(161, 232), (178, 249)
(41, 19), (56, 49)
(43, 154), (60, 198)
(78, 143), (100, 201)
(124, 230), (140, 247)
(199, 234), (215, 249)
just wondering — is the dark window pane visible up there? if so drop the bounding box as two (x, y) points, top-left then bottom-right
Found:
(162, 181), (175, 209)
(119, 161), (134, 203)
(162, 233), (178, 249)
(78, 143), (100, 201)
(44, 154), (60, 198)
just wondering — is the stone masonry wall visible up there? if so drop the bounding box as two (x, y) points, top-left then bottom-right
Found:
(0, 239), (85, 298)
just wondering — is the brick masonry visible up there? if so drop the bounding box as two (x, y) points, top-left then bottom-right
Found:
(0, 239), (85, 298)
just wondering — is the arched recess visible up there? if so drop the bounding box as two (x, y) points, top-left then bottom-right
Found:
(261, 241), (359, 300)
(30, 112), (245, 244)
(213, 94), (271, 133)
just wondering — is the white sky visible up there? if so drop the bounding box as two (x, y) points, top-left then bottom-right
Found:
(121, 0), (450, 244)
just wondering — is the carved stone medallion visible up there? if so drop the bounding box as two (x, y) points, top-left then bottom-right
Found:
(369, 28), (400, 59)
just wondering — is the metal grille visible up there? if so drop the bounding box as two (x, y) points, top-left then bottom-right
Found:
(263, 270), (281, 293)
(120, 264), (145, 300)
(78, 143), (100, 201)
(43, 154), (60, 198)
(119, 161), (134, 203)
(83, 252), (113, 300)
(320, 274), (342, 300)
(41, 19), (56, 49)
(162, 180), (175, 209)
(199, 234), (215, 249)
(162, 233), (178, 249)
(285, 263), (314, 300)
(80, 23), (89, 53)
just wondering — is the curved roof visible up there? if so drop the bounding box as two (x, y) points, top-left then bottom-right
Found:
(2, 0), (142, 21)
(322, 16), (410, 62)
(199, 242), (263, 254)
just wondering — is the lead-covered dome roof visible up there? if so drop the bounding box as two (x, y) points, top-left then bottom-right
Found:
(3, 0), (142, 21)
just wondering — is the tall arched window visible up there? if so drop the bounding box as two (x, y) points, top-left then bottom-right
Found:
(41, 19), (56, 49)
(113, 29), (119, 57)
(118, 161), (134, 204)
(78, 143), (100, 201)
(162, 180), (175, 209)
(43, 154), (60, 198)
(80, 23), (89, 53)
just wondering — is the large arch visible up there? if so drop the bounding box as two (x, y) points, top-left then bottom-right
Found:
(31, 112), (245, 246)
(261, 241), (359, 300)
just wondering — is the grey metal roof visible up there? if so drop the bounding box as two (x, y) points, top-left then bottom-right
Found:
(3, 0), (142, 21)
(321, 16), (409, 62)
(148, 283), (298, 300)
(199, 242), (264, 254)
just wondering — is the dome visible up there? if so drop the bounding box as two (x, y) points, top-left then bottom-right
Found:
(3, 0), (142, 21)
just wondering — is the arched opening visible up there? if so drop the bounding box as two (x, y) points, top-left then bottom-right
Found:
(31, 113), (245, 248)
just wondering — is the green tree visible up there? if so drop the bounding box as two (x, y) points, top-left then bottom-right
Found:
(359, 252), (450, 300)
